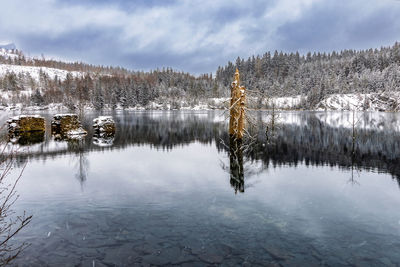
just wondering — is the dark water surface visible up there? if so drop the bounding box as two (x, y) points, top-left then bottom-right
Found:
(2, 111), (400, 266)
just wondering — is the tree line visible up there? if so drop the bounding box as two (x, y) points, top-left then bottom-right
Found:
(216, 42), (400, 108)
(0, 65), (217, 109)
(1, 42), (400, 109)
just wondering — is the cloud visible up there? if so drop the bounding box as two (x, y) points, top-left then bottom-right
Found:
(276, 0), (400, 53)
(0, 0), (399, 73)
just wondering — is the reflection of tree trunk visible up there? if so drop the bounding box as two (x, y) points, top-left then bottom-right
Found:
(77, 151), (87, 185)
(352, 110), (356, 157)
(75, 140), (88, 188)
(229, 135), (244, 194)
(349, 110), (359, 185)
(351, 111), (355, 181)
(348, 143), (360, 185)
(78, 101), (84, 121)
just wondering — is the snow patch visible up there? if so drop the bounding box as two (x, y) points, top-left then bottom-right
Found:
(66, 128), (87, 136)
(271, 96), (303, 109)
(0, 48), (18, 60)
(316, 92), (400, 111)
(0, 64), (82, 81)
(93, 116), (114, 126)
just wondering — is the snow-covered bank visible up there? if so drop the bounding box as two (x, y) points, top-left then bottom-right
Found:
(1, 93), (400, 112)
(0, 98), (231, 111)
(270, 95), (303, 109)
(0, 103), (69, 111)
(316, 92), (400, 111)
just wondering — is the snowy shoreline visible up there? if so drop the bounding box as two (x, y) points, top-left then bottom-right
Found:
(1, 92), (400, 112)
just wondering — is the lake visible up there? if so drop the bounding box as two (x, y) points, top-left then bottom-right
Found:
(2, 110), (400, 266)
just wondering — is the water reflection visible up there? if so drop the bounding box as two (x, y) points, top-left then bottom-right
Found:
(2, 111), (400, 188)
(8, 131), (44, 146)
(92, 135), (114, 147)
(3, 111), (400, 265)
(229, 136), (244, 194)
(92, 128), (115, 147)
(0, 146), (32, 265)
(71, 139), (89, 187)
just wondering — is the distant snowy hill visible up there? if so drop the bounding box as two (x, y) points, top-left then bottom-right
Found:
(0, 48), (19, 60)
(0, 64), (82, 81)
(0, 44), (82, 83)
(0, 43), (16, 50)
(0, 46), (85, 109)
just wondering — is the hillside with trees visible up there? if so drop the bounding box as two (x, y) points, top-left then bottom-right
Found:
(0, 49), (216, 109)
(1, 42), (400, 110)
(216, 42), (400, 109)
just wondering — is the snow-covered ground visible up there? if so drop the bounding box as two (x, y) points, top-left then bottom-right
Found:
(1, 92), (399, 112)
(0, 64), (82, 81)
(1, 46), (82, 82)
(0, 48), (19, 60)
(261, 93), (400, 112)
(0, 62), (83, 100)
(316, 93), (400, 111)
(270, 95), (303, 109)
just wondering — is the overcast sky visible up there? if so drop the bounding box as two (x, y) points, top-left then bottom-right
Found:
(1, 0), (400, 74)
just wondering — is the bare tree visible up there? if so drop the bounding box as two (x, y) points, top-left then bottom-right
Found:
(0, 144), (32, 265)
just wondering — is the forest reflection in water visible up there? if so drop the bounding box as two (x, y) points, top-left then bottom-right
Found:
(3, 110), (400, 192)
(3, 110), (400, 265)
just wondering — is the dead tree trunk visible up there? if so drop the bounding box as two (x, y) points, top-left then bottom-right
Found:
(228, 68), (246, 193)
(229, 68), (246, 140)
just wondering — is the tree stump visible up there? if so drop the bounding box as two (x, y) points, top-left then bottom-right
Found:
(229, 68), (246, 140)
(228, 68), (246, 193)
